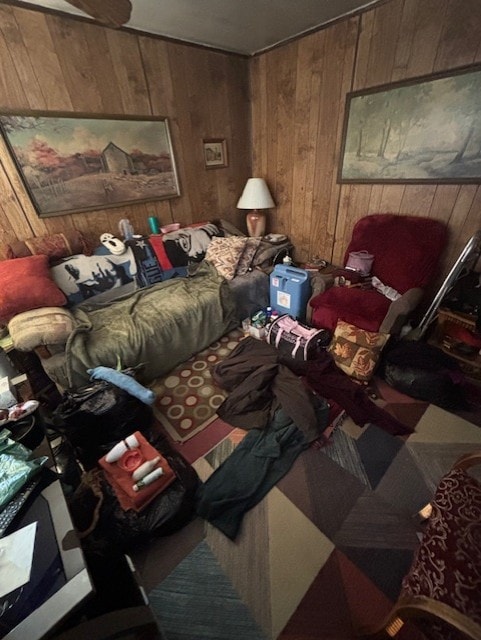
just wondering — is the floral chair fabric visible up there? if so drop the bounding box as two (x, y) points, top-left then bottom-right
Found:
(361, 452), (481, 640)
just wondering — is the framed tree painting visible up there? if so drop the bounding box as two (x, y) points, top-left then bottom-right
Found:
(339, 64), (481, 183)
(0, 111), (181, 217)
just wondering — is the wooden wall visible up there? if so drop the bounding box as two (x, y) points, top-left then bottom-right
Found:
(0, 5), (250, 258)
(251, 0), (481, 281)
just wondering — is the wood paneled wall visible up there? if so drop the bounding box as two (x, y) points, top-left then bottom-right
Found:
(251, 0), (481, 282)
(0, 5), (250, 258)
(1, 0), (481, 277)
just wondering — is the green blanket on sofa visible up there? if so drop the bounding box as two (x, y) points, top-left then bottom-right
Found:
(65, 262), (237, 388)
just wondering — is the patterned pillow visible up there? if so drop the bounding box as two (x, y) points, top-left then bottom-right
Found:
(6, 230), (92, 261)
(236, 238), (261, 276)
(205, 237), (247, 280)
(328, 320), (389, 382)
(50, 248), (137, 306)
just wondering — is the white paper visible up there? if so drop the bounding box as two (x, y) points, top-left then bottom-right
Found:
(0, 376), (17, 410)
(0, 521), (37, 598)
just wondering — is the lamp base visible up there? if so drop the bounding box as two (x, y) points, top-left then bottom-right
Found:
(246, 210), (266, 237)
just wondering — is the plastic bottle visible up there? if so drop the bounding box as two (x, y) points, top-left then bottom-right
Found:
(133, 467), (164, 491)
(283, 254), (293, 266)
(105, 434), (140, 463)
(132, 456), (161, 482)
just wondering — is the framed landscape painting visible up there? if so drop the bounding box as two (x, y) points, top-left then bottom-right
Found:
(339, 64), (481, 183)
(0, 111), (180, 217)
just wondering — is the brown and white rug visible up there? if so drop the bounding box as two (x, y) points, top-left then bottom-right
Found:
(150, 328), (244, 442)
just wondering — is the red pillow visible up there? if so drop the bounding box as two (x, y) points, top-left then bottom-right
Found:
(0, 255), (67, 323)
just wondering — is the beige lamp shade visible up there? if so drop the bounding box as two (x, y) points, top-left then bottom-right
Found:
(237, 178), (275, 237)
(236, 178), (275, 209)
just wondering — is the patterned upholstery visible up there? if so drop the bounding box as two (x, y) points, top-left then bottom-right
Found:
(400, 466), (481, 639)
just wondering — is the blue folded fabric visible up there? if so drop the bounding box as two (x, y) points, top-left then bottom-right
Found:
(87, 366), (156, 405)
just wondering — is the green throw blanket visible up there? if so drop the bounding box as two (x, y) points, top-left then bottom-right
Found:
(65, 262), (237, 389)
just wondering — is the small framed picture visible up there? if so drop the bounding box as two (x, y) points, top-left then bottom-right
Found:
(203, 138), (228, 169)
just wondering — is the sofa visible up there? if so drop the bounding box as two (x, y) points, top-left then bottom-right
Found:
(1, 221), (291, 391)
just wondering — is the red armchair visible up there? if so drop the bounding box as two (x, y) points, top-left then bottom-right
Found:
(309, 214), (447, 333)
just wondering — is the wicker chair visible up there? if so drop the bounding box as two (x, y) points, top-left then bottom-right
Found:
(359, 452), (481, 640)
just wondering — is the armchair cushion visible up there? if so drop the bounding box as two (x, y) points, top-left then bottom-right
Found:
(311, 287), (391, 332)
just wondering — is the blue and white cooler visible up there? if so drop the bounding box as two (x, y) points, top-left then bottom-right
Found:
(270, 264), (311, 320)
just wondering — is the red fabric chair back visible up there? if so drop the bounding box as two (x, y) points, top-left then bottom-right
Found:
(344, 214), (447, 293)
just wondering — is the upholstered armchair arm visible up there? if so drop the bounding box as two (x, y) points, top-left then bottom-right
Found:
(452, 450), (481, 470)
(379, 287), (423, 334)
(358, 594), (481, 640)
(306, 271), (336, 324)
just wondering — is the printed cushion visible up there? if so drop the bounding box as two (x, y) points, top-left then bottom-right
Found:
(8, 307), (76, 351)
(205, 237), (247, 280)
(50, 248), (137, 306)
(0, 255), (67, 323)
(236, 237), (261, 276)
(150, 222), (223, 270)
(328, 320), (389, 382)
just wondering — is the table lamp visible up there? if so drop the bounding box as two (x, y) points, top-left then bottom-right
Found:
(237, 178), (275, 237)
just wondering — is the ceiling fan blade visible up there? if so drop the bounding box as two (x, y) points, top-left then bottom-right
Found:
(64, 0), (132, 28)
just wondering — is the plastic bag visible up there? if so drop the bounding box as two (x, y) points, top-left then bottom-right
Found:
(379, 341), (467, 409)
(0, 428), (47, 509)
(51, 377), (153, 470)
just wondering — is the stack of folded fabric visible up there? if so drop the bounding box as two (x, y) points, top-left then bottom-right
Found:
(99, 431), (176, 512)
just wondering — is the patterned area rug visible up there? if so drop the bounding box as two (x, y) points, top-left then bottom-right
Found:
(150, 328), (244, 442)
(132, 378), (481, 640)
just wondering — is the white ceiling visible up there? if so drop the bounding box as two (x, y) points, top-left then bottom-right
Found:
(13, 0), (383, 55)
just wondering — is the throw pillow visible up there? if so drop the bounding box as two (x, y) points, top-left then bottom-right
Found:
(329, 320), (389, 382)
(6, 230), (92, 261)
(8, 307), (76, 351)
(205, 237), (247, 280)
(50, 249), (137, 306)
(0, 255), (67, 323)
(236, 238), (261, 276)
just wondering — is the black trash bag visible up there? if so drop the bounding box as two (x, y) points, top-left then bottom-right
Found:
(379, 340), (468, 410)
(51, 376), (153, 469)
(68, 434), (199, 553)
